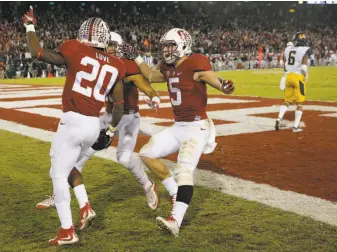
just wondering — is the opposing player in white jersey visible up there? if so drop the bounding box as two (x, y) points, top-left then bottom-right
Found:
(275, 32), (311, 132)
(36, 32), (160, 211)
(279, 41), (294, 91)
(122, 28), (235, 237)
(23, 8), (126, 245)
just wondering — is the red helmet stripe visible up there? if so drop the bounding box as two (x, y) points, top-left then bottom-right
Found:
(88, 18), (96, 42)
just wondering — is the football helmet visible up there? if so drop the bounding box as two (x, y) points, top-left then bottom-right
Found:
(160, 28), (192, 64)
(108, 32), (123, 57)
(294, 32), (308, 47)
(77, 17), (110, 50)
(286, 41), (294, 47)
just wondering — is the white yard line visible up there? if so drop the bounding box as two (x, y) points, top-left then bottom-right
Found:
(0, 119), (336, 227)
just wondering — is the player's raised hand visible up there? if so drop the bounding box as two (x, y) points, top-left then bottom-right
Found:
(121, 42), (139, 60)
(23, 5), (37, 27)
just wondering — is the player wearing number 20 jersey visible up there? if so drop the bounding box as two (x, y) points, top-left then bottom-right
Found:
(57, 39), (125, 117)
(23, 8), (126, 246)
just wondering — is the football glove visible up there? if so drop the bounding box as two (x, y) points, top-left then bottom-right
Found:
(22, 6), (37, 32)
(91, 129), (113, 151)
(143, 96), (160, 113)
(120, 42), (139, 60)
(219, 77), (235, 94)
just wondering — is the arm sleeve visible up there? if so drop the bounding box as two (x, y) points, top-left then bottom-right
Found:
(194, 54), (213, 72)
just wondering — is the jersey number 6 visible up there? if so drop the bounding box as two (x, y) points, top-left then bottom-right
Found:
(72, 56), (119, 102)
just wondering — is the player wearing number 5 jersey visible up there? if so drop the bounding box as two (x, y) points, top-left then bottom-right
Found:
(275, 32), (311, 132)
(23, 7), (125, 246)
(122, 28), (235, 237)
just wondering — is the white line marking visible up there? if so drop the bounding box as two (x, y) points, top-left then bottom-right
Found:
(0, 87), (62, 92)
(0, 84), (32, 88)
(0, 98), (62, 109)
(0, 119), (336, 227)
(0, 89), (62, 99)
(18, 107), (63, 118)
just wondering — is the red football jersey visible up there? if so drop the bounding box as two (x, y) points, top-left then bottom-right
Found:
(160, 53), (212, 122)
(121, 58), (140, 114)
(57, 39), (126, 117)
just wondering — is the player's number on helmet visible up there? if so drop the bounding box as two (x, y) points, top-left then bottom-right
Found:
(72, 56), (118, 102)
(288, 51), (296, 66)
(168, 78), (182, 106)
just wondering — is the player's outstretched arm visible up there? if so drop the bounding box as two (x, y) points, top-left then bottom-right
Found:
(109, 80), (124, 128)
(194, 70), (235, 95)
(23, 6), (66, 65)
(127, 74), (159, 99)
(121, 42), (165, 83)
(136, 62), (165, 83)
(127, 74), (160, 111)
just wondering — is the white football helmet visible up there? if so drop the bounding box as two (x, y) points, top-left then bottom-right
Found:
(77, 17), (110, 50)
(160, 28), (192, 64)
(108, 32), (123, 57)
(286, 41), (294, 47)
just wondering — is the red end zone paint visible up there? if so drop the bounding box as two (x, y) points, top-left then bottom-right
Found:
(0, 85), (336, 201)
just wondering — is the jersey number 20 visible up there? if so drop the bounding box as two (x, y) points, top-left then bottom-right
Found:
(72, 56), (118, 102)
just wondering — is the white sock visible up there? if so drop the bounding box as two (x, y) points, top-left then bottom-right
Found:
(52, 178), (73, 229)
(122, 153), (152, 191)
(278, 105), (288, 120)
(162, 176), (178, 196)
(172, 201), (189, 227)
(294, 110), (303, 128)
(73, 184), (88, 208)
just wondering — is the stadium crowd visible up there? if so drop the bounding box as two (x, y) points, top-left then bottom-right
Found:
(0, 1), (336, 78)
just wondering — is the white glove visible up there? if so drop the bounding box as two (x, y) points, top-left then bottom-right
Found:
(106, 125), (117, 138)
(144, 96), (160, 112)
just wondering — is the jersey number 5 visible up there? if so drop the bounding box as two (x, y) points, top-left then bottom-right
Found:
(72, 56), (118, 102)
(168, 78), (182, 106)
(288, 51), (296, 66)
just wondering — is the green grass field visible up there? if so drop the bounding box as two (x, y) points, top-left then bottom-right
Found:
(2, 67), (337, 101)
(1, 66), (337, 251)
(1, 130), (337, 252)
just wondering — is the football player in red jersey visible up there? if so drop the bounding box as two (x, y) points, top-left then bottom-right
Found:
(122, 28), (235, 237)
(36, 32), (160, 212)
(23, 7), (126, 245)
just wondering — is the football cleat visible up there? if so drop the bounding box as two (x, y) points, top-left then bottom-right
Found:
(145, 181), (159, 210)
(79, 202), (96, 230)
(156, 216), (179, 237)
(293, 127), (303, 133)
(36, 195), (55, 209)
(48, 225), (79, 246)
(275, 118), (281, 131)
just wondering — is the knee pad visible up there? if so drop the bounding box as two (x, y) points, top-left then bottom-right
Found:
(173, 163), (194, 186)
(117, 151), (132, 168)
(52, 177), (71, 204)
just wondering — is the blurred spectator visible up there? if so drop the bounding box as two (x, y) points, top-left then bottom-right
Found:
(1, 1), (336, 77)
